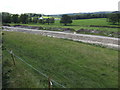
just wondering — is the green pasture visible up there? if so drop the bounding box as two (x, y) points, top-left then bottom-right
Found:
(2, 31), (118, 88)
(10, 18), (119, 32)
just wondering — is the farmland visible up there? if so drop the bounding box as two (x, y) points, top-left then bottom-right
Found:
(2, 31), (118, 88)
(10, 18), (119, 32)
(9, 18), (120, 38)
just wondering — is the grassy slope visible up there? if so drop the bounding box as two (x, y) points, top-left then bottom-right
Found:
(10, 18), (119, 32)
(3, 51), (48, 88)
(3, 31), (118, 88)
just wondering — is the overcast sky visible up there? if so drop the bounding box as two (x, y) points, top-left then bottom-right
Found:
(1, 0), (119, 15)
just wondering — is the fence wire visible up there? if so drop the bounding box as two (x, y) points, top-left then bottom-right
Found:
(6, 49), (66, 88)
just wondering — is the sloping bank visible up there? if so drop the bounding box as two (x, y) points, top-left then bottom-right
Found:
(3, 26), (119, 50)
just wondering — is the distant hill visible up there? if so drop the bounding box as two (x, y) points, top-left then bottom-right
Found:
(47, 11), (115, 17)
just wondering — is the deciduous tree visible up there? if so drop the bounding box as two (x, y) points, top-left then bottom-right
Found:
(12, 14), (19, 23)
(60, 15), (72, 26)
(20, 14), (28, 24)
(2, 12), (11, 23)
(107, 12), (120, 24)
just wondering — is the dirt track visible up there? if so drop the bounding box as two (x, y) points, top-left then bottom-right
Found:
(3, 26), (120, 50)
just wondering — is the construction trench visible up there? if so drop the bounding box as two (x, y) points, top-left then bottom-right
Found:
(2, 26), (120, 50)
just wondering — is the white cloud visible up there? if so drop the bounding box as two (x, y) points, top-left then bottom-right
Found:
(0, 0), (119, 14)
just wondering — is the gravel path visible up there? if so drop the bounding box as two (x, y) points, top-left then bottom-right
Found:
(3, 26), (120, 50)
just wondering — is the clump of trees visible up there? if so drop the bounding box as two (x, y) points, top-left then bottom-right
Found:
(107, 12), (120, 25)
(11, 14), (19, 23)
(2, 12), (55, 25)
(38, 17), (55, 25)
(20, 14), (29, 24)
(2, 12), (11, 23)
(60, 15), (72, 26)
(2, 11), (120, 26)
(45, 18), (55, 25)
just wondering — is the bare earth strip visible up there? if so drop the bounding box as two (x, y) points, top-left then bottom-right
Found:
(3, 26), (120, 50)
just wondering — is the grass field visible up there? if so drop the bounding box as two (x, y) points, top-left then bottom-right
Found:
(2, 31), (118, 88)
(10, 18), (119, 32)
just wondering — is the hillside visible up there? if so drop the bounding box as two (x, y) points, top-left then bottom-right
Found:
(2, 31), (118, 88)
(47, 11), (114, 17)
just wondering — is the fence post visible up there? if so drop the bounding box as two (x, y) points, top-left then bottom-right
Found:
(10, 50), (16, 65)
(48, 77), (52, 89)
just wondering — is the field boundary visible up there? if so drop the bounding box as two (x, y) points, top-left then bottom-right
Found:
(6, 49), (66, 88)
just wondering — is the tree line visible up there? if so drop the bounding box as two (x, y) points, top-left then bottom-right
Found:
(70, 13), (108, 20)
(1, 11), (120, 26)
(107, 11), (120, 25)
(2, 12), (55, 24)
(70, 12), (120, 25)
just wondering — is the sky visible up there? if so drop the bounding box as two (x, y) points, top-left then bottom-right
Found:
(1, 0), (119, 15)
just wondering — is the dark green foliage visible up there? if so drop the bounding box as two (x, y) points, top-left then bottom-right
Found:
(49, 17), (55, 24)
(2, 12), (11, 23)
(11, 14), (19, 23)
(38, 18), (55, 25)
(60, 15), (72, 26)
(45, 18), (55, 25)
(45, 18), (50, 25)
(24, 13), (42, 17)
(20, 14), (28, 24)
(32, 14), (42, 17)
(70, 13), (108, 20)
(38, 19), (43, 23)
(32, 17), (38, 23)
(41, 19), (46, 24)
(107, 12), (120, 24)
(28, 17), (32, 23)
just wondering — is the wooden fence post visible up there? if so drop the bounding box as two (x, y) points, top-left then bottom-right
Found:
(10, 50), (15, 65)
(48, 77), (52, 89)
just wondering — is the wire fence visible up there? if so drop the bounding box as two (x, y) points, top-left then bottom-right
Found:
(6, 49), (66, 88)
(4, 47), (106, 88)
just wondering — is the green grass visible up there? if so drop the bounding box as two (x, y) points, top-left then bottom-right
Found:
(42, 16), (60, 20)
(73, 18), (115, 26)
(2, 31), (118, 88)
(3, 50), (49, 88)
(10, 18), (119, 32)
